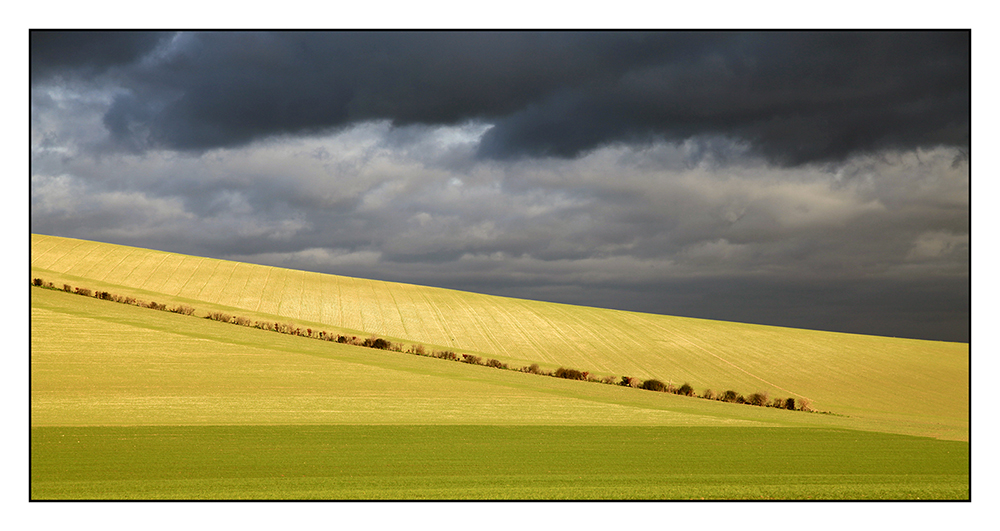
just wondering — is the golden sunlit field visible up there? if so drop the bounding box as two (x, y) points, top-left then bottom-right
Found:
(30, 234), (969, 499)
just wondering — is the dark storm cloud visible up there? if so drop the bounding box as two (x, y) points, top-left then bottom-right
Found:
(30, 31), (173, 81)
(31, 31), (968, 166)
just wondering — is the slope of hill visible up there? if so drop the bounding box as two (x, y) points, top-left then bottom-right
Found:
(30, 274), (969, 499)
(30, 233), (968, 440)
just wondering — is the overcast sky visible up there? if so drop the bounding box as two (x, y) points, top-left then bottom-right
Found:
(29, 31), (969, 341)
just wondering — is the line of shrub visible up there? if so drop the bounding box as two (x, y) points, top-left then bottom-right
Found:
(33, 278), (191, 315)
(31, 277), (818, 413)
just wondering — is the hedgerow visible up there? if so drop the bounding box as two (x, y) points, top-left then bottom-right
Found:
(31, 277), (822, 414)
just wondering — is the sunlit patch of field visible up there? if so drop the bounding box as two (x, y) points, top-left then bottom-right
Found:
(31, 234), (968, 440)
(30, 275), (969, 499)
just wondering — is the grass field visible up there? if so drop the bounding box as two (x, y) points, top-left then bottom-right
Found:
(31, 425), (968, 500)
(29, 234), (970, 499)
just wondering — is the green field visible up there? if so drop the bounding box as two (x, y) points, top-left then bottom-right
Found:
(31, 426), (968, 500)
(30, 234), (970, 499)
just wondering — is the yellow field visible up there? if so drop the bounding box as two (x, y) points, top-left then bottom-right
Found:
(30, 233), (968, 440)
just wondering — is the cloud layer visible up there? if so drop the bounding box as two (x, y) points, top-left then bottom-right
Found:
(32, 31), (969, 165)
(30, 31), (970, 341)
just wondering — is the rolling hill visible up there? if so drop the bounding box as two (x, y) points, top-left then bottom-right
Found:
(30, 233), (968, 440)
(29, 234), (970, 499)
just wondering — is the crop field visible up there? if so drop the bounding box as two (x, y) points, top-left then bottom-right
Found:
(32, 426), (968, 500)
(29, 234), (970, 499)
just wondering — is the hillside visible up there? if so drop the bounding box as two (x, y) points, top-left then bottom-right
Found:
(30, 233), (968, 440)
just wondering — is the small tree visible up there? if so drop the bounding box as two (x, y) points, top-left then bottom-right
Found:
(620, 376), (640, 388)
(784, 397), (796, 410)
(748, 391), (769, 407)
(720, 390), (738, 403)
(642, 379), (667, 392)
(677, 383), (695, 396)
(798, 397), (811, 412)
(32, 278), (43, 287)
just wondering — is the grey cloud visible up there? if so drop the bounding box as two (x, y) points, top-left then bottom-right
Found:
(31, 31), (968, 167)
(30, 31), (173, 82)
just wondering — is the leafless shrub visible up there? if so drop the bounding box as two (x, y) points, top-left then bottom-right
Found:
(798, 397), (811, 412)
(555, 367), (586, 380)
(63, 284), (72, 292)
(642, 379), (668, 392)
(75, 287), (92, 297)
(461, 354), (483, 365)
(748, 391), (769, 407)
(620, 376), (640, 388)
(207, 311), (232, 322)
(702, 389), (716, 400)
(169, 304), (196, 316)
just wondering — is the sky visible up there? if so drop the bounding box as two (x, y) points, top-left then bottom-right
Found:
(29, 30), (970, 342)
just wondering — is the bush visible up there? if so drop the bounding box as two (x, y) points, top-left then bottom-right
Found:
(702, 389), (716, 400)
(784, 397), (796, 410)
(485, 358), (506, 369)
(642, 379), (668, 392)
(207, 311), (232, 322)
(798, 397), (811, 412)
(169, 304), (196, 316)
(601, 375), (617, 384)
(677, 383), (695, 396)
(748, 391), (769, 407)
(75, 288), (92, 297)
(720, 390), (738, 403)
(233, 316), (252, 326)
(525, 363), (542, 374)
(435, 350), (459, 361)
(364, 337), (391, 350)
(410, 344), (426, 355)
(63, 284), (72, 292)
(772, 397), (785, 408)
(96, 291), (113, 300)
(735, 394), (747, 404)
(620, 376), (640, 388)
(461, 354), (483, 365)
(554, 367), (586, 380)
(33, 278), (43, 286)
(146, 301), (167, 311)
